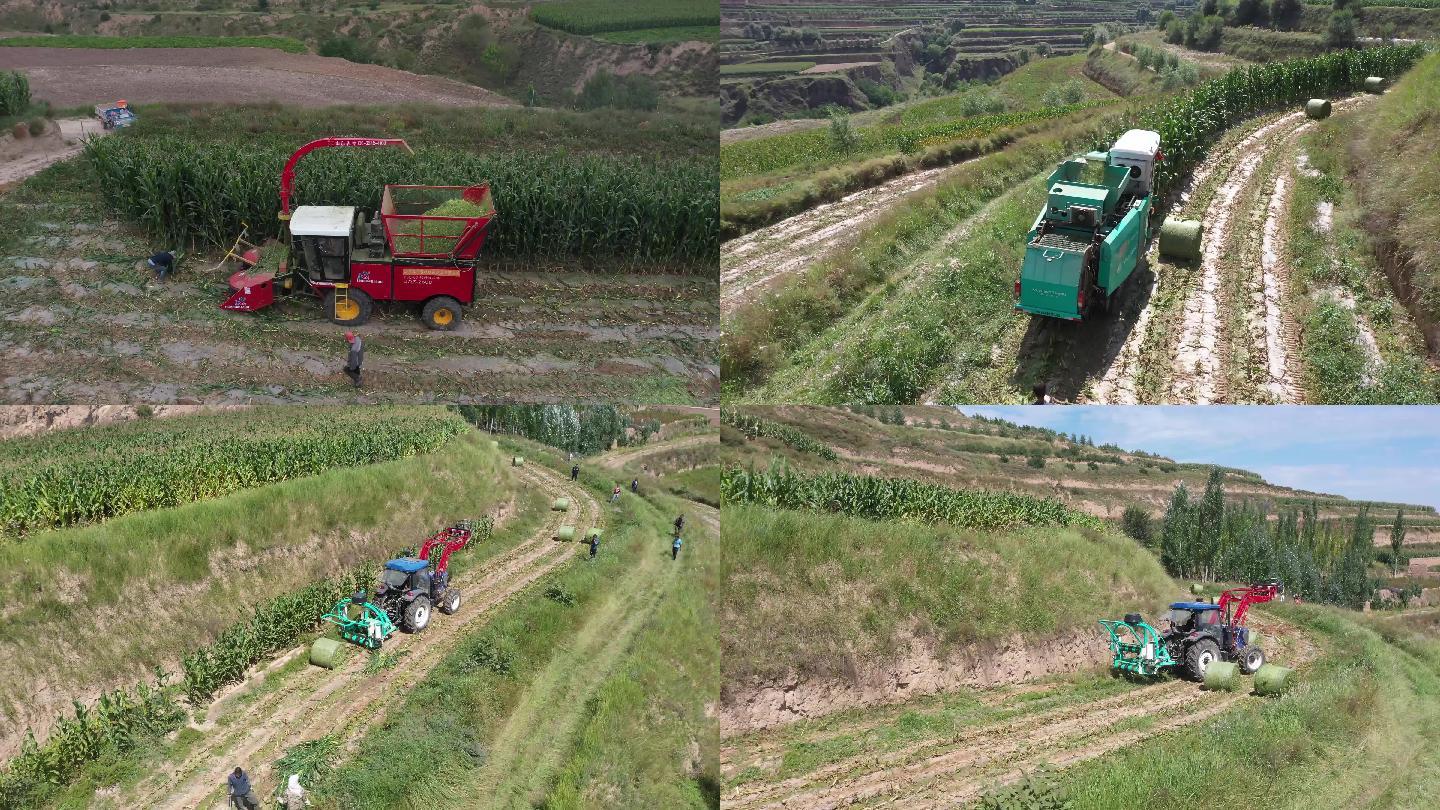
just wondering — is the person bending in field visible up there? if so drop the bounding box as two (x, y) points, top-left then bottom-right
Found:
(343, 331), (364, 387)
(672, 534), (682, 561)
(227, 766), (259, 810)
(147, 248), (178, 282)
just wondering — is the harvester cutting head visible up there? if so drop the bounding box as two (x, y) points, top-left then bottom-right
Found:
(1099, 612), (1176, 676)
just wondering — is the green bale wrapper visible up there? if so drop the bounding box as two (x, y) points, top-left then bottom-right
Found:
(1364, 76), (1385, 94)
(512, 456), (524, 466)
(1159, 218), (1203, 260)
(585, 528), (603, 541)
(1204, 661), (1240, 691)
(551, 498), (570, 512)
(1304, 99), (1331, 119)
(555, 525), (576, 541)
(310, 638), (345, 669)
(1254, 664), (1294, 696)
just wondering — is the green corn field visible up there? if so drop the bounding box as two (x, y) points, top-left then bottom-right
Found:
(721, 409), (838, 460)
(530, 0), (716, 35)
(722, 463), (1102, 532)
(82, 137), (718, 269)
(0, 70), (28, 117)
(0, 407), (469, 538)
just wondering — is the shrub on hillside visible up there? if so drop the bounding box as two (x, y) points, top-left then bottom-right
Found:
(577, 72), (659, 111)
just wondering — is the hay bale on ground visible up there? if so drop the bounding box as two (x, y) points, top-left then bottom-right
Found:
(1305, 99), (1331, 119)
(1204, 661), (1240, 691)
(1159, 218), (1203, 260)
(1254, 664), (1294, 696)
(1364, 76), (1385, 94)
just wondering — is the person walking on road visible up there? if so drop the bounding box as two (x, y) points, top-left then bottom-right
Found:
(589, 532), (600, 559)
(671, 534), (682, 560)
(227, 766), (259, 810)
(610, 484), (621, 503)
(571, 463), (580, 481)
(343, 331), (364, 387)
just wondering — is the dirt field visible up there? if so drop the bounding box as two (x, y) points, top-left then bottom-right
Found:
(0, 46), (516, 107)
(0, 117), (102, 189)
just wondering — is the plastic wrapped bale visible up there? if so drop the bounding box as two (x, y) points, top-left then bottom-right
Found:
(551, 498), (570, 512)
(511, 456), (524, 466)
(1204, 660), (1240, 691)
(310, 638), (345, 669)
(1364, 76), (1385, 94)
(490, 440), (499, 449)
(1190, 582), (1206, 596)
(555, 525), (576, 541)
(585, 528), (603, 541)
(1254, 664), (1294, 696)
(1305, 99), (1331, 119)
(1159, 218), (1203, 260)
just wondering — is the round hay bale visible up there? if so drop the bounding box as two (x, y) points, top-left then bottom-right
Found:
(1190, 582), (1206, 595)
(490, 440), (499, 449)
(309, 638), (344, 669)
(511, 456), (524, 466)
(555, 525), (576, 541)
(1364, 76), (1385, 94)
(551, 497), (570, 512)
(1204, 660), (1240, 692)
(585, 528), (603, 541)
(1304, 98), (1331, 119)
(1159, 218), (1203, 261)
(1254, 664), (1294, 696)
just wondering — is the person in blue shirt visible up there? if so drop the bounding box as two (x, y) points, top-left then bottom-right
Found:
(227, 766), (259, 809)
(671, 535), (682, 560)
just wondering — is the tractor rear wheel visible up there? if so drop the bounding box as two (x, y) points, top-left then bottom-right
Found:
(1239, 646), (1266, 674)
(326, 288), (373, 326)
(1186, 639), (1220, 680)
(422, 296), (462, 331)
(439, 588), (462, 615)
(403, 596), (432, 632)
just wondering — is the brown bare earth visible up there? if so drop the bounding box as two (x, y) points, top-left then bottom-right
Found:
(0, 47), (516, 107)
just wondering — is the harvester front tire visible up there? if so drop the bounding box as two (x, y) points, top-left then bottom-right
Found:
(1186, 639), (1219, 681)
(439, 589), (462, 615)
(422, 296), (463, 331)
(1239, 646), (1266, 674)
(404, 596), (432, 632)
(326, 288), (373, 326)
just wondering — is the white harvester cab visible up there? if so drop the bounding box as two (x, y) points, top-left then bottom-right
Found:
(1109, 129), (1161, 197)
(289, 205), (359, 283)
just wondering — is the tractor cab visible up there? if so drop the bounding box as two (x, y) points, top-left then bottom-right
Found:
(378, 557), (432, 597)
(1161, 602), (1221, 635)
(288, 205), (362, 284)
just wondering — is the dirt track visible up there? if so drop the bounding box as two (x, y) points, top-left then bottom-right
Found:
(0, 46), (515, 107)
(94, 460), (597, 810)
(721, 613), (1315, 809)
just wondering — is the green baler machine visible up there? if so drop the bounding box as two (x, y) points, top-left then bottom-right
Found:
(1016, 129), (1159, 320)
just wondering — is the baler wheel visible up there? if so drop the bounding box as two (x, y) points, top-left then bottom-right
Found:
(422, 296), (463, 331)
(1186, 639), (1220, 680)
(404, 596), (432, 632)
(326, 288), (373, 326)
(1239, 646), (1265, 674)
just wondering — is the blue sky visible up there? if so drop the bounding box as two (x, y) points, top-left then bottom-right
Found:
(956, 406), (1440, 510)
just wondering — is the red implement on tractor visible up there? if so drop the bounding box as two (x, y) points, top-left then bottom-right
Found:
(220, 137), (497, 330)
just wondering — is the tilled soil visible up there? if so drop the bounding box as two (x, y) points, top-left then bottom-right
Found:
(0, 46), (515, 107)
(96, 460), (598, 810)
(721, 613), (1315, 809)
(721, 165), (955, 316)
(0, 118), (105, 189)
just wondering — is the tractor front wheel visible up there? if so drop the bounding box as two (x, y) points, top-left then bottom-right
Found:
(326, 288), (373, 326)
(1186, 639), (1219, 680)
(422, 296), (463, 331)
(403, 596), (432, 633)
(439, 588), (462, 615)
(1239, 646), (1266, 674)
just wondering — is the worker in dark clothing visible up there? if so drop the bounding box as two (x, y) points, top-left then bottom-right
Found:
(571, 464), (580, 481)
(147, 249), (177, 281)
(589, 533), (599, 559)
(630, 478), (639, 494)
(671, 535), (682, 560)
(227, 766), (259, 810)
(674, 514), (684, 534)
(1032, 382), (1051, 405)
(344, 331), (364, 387)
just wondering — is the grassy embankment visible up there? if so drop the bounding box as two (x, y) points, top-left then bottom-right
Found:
(314, 435), (718, 809)
(0, 412), (530, 740)
(0, 34), (307, 52)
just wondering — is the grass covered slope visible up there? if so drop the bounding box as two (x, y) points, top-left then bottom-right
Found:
(722, 503), (1175, 689)
(1350, 52), (1440, 362)
(0, 422), (523, 761)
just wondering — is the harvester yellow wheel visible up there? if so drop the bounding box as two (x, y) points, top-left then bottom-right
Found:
(326, 288), (372, 326)
(422, 296), (462, 331)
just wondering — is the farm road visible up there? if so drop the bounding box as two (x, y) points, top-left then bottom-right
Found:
(0, 46), (516, 107)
